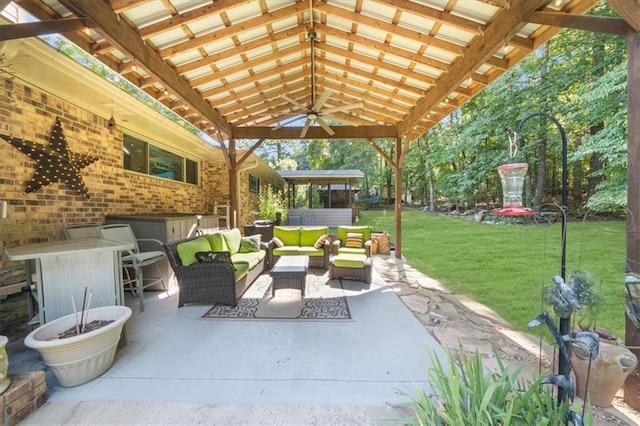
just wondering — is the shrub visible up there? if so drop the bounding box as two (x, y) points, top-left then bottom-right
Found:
(258, 185), (287, 222)
(390, 344), (591, 425)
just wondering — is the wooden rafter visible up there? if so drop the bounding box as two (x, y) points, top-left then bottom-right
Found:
(56, 0), (232, 139)
(398, 0), (552, 137)
(0, 17), (95, 41)
(232, 125), (397, 140)
(528, 12), (631, 35)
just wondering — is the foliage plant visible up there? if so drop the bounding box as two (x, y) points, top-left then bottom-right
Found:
(395, 345), (591, 425)
(257, 185), (287, 222)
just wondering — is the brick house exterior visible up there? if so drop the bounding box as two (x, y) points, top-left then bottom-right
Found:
(0, 38), (281, 267)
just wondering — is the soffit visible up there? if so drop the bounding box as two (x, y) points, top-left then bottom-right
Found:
(9, 0), (601, 142)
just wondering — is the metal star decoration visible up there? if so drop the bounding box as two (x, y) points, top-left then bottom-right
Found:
(2, 117), (98, 199)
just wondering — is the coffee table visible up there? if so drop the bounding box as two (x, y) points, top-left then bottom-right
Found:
(269, 255), (309, 297)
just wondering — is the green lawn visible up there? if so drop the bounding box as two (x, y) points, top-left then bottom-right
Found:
(358, 209), (627, 339)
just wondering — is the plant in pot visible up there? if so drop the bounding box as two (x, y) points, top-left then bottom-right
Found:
(257, 186), (287, 224)
(24, 292), (132, 388)
(543, 270), (637, 407)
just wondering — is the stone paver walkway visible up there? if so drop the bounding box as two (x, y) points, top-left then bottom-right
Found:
(372, 253), (639, 425)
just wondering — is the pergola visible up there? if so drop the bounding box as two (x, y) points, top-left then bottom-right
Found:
(0, 0), (638, 262)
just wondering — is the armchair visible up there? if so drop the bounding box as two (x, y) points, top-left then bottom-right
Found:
(97, 224), (166, 312)
(330, 226), (373, 284)
(333, 225), (372, 257)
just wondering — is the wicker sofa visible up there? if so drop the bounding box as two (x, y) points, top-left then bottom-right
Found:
(163, 228), (266, 307)
(268, 226), (330, 269)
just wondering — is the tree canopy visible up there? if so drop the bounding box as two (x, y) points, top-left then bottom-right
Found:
(256, 3), (628, 215)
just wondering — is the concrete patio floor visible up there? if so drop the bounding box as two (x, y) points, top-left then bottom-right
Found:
(6, 254), (639, 425)
(7, 260), (442, 425)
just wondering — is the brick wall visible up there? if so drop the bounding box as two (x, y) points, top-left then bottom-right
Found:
(0, 79), (234, 266)
(0, 371), (46, 426)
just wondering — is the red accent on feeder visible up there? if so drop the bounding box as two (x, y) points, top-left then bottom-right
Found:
(493, 206), (534, 217)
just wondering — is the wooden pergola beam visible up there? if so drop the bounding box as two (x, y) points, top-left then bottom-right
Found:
(608, 0), (640, 32)
(58, 0), (232, 139)
(528, 12), (631, 35)
(232, 125), (398, 140)
(0, 18), (95, 41)
(398, 0), (551, 137)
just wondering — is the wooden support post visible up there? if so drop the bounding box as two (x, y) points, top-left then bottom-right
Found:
(624, 28), (640, 409)
(227, 138), (238, 229)
(394, 136), (403, 258)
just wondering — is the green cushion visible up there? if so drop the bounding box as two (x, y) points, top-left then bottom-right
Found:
(233, 261), (249, 282)
(338, 247), (367, 256)
(221, 228), (242, 255)
(298, 246), (324, 257)
(338, 226), (371, 244)
(273, 247), (301, 256)
(231, 251), (265, 269)
(177, 236), (212, 266)
(274, 227), (300, 246)
(205, 232), (228, 252)
(300, 227), (328, 246)
(239, 235), (261, 253)
(333, 254), (367, 268)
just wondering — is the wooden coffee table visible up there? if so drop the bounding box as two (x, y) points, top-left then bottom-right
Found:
(269, 255), (309, 297)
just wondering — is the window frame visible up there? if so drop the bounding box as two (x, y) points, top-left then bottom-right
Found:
(123, 133), (199, 185)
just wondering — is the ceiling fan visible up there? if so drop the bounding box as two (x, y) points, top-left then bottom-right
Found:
(277, 24), (363, 138)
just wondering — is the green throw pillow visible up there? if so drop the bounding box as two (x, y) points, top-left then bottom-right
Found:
(177, 236), (211, 266)
(239, 235), (261, 253)
(205, 232), (228, 252)
(300, 227), (328, 246)
(221, 228), (242, 255)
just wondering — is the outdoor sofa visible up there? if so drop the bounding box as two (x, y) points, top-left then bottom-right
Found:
(268, 226), (330, 269)
(163, 228), (266, 307)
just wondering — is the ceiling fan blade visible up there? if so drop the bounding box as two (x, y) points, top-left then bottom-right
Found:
(273, 115), (304, 130)
(322, 114), (359, 127)
(300, 119), (312, 138)
(322, 102), (364, 114)
(312, 90), (332, 112)
(317, 117), (335, 136)
(281, 95), (309, 112)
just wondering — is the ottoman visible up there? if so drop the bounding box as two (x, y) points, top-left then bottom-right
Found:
(270, 255), (309, 296)
(329, 253), (372, 284)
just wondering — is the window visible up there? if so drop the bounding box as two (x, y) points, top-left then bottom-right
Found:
(185, 159), (198, 185)
(249, 175), (259, 193)
(149, 145), (183, 181)
(123, 134), (198, 184)
(123, 135), (148, 174)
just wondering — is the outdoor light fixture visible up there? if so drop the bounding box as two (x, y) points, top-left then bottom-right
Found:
(107, 103), (116, 130)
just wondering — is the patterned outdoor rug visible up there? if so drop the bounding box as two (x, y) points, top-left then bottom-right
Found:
(202, 268), (351, 320)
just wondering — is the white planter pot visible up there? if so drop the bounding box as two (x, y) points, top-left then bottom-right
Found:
(24, 306), (132, 387)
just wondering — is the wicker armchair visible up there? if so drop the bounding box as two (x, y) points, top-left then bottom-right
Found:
(163, 238), (263, 307)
